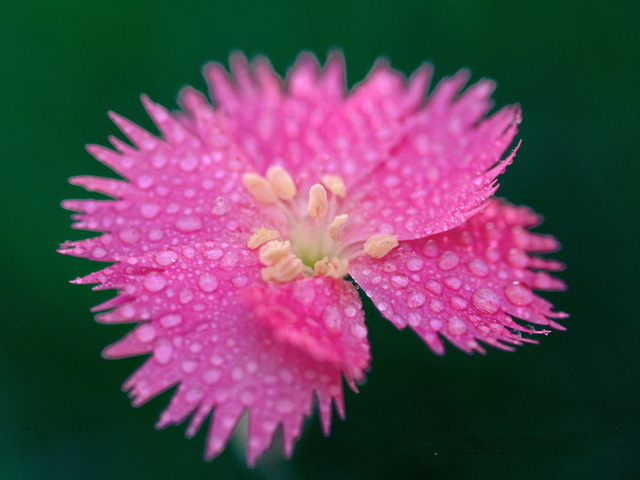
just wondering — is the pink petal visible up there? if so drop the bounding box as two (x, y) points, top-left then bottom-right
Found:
(58, 97), (263, 262)
(198, 52), (427, 190)
(350, 199), (567, 355)
(88, 242), (368, 465)
(343, 72), (521, 243)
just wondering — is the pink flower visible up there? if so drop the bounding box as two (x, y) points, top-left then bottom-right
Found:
(60, 52), (567, 465)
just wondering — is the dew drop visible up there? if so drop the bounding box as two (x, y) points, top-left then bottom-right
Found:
(507, 248), (528, 268)
(179, 288), (193, 304)
(232, 275), (248, 288)
(504, 281), (533, 306)
(204, 248), (224, 260)
(92, 247), (107, 259)
(148, 228), (163, 241)
(136, 174), (154, 189)
(140, 202), (161, 219)
(119, 228), (140, 244)
(198, 273), (218, 293)
(422, 239), (439, 257)
(447, 316), (468, 336)
(155, 250), (178, 266)
(181, 359), (198, 373)
(176, 215), (203, 233)
(430, 318), (443, 330)
(444, 276), (462, 290)
(425, 279), (442, 295)
(471, 288), (501, 314)
(344, 305), (357, 318)
(450, 296), (468, 311)
(160, 313), (182, 328)
(136, 324), (156, 343)
(153, 340), (173, 365)
(220, 251), (238, 270)
(323, 306), (341, 332)
(390, 274), (409, 288)
(210, 197), (230, 216)
(406, 257), (424, 272)
(429, 299), (444, 313)
(143, 274), (166, 293)
(185, 388), (203, 403)
(407, 292), (426, 309)
(350, 323), (368, 339)
(179, 154), (199, 172)
(231, 366), (244, 381)
(438, 251), (460, 270)
(468, 258), (489, 277)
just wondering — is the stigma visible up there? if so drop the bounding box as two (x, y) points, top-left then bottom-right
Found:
(242, 166), (398, 283)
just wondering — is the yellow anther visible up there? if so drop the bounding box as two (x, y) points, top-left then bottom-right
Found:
(259, 240), (292, 266)
(364, 234), (399, 259)
(321, 174), (346, 198)
(266, 166), (297, 200)
(313, 257), (329, 276)
(261, 254), (305, 282)
(326, 257), (349, 279)
(328, 214), (348, 242)
(247, 228), (281, 249)
(308, 184), (328, 220)
(242, 173), (278, 204)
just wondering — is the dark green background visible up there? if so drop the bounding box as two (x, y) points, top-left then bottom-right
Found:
(1, 1), (638, 479)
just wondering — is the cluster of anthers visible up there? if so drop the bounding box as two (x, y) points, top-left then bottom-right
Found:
(243, 166), (398, 283)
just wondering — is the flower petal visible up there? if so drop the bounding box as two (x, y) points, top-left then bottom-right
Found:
(198, 52), (427, 190)
(59, 98), (263, 262)
(350, 199), (567, 355)
(343, 72), (521, 243)
(83, 242), (368, 465)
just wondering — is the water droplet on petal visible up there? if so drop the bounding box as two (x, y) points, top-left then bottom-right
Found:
(220, 251), (238, 270)
(179, 154), (199, 172)
(143, 274), (166, 292)
(232, 275), (248, 288)
(154, 339), (173, 365)
(444, 276), (462, 290)
(472, 288), (501, 314)
(429, 299), (444, 313)
(507, 248), (528, 268)
(422, 239), (439, 257)
(407, 292), (426, 308)
(350, 323), (368, 339)
(178, 288), (193, 304)
(160, 313), (182, 328)
(406, 257), (424, 272)
(92, 247), (107, 259)
(185, 388), (203, 403)
(198, 273), (218, 292)
(140, 202), (161, 219)
(204, 248), (224, 260)
(438, 251), (459, 270)
(468, 258), (489, 277)
(155, 250), (178, 266)
(390, 274), (409, 288)
(450, 296), (468, 311)
(136, 174), (154, 189)
(181, 359), (198, 373)
(504, 281), (533, 306)
(176, 215), (203, 233)
(426, 279), (442, 294)
(136, 324), (156, 343)
(447, 316), (468, 335)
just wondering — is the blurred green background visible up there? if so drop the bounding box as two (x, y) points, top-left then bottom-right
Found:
(1, 0), (638, 478)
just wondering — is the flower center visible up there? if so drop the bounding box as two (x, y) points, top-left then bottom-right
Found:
(242, 166), (398, 283)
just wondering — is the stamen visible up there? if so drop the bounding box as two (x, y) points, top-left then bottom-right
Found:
(326, 257), (349, 279)
(242, 173), (278, 204)
(266, 166), (297, 200)
(247, 228), (281, 249)
(321, 174), (346, 198)
(259, 240), (292, 266)
(308, 184), (328, 220)
(328, 214), (348, 241)
(261, 254), (305, 282)
(364, 234), (399, 259)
